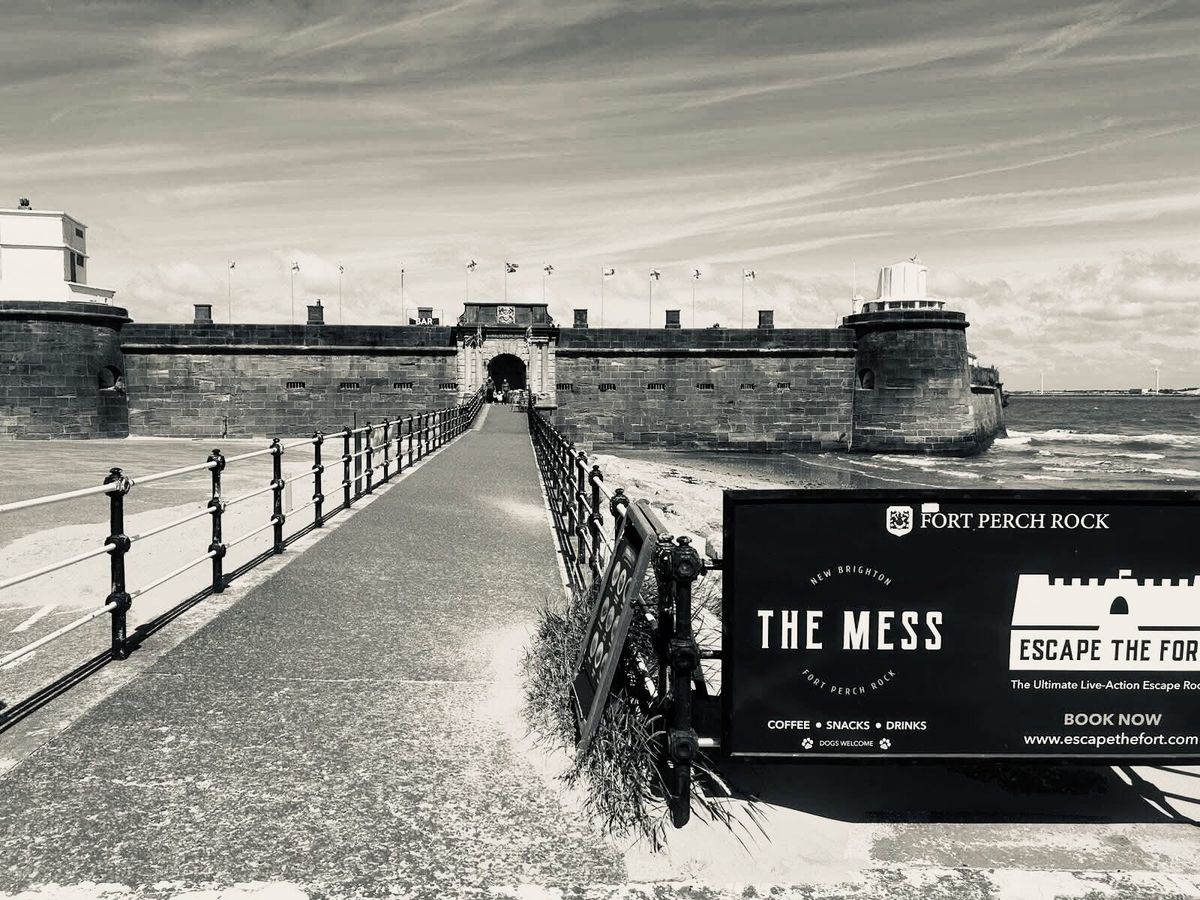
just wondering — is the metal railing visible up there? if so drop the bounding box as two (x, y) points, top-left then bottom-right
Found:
(527, 403), (710, 828)
(0, 389), (485, 674)
(527, 402), (625, 595)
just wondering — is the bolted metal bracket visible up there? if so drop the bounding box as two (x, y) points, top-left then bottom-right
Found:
(668, 636), (700, 673)
(668, 727), (700, 765)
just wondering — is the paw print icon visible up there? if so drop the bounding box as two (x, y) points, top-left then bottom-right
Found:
(801, 737), (814, 750)
(878, 738), (892, 750)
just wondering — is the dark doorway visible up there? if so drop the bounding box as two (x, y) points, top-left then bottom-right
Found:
(488, 353), (527, 392)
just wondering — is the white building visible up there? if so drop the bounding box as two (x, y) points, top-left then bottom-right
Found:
(0, 203), (115, 303)
(856, 257), (945, 314)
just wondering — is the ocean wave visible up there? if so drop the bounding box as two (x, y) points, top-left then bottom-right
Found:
(993, 436), (1034, 450)
(1007, 429), (1200, 449)
(1021, 473), (1068, 481)
(885, 456), (940, 469)
(1150, 467), (1200, 479)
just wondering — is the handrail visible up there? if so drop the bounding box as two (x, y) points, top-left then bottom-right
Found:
(0, 543), (114, 592)
(0, 386), (486, 681)
(0, 482), (118, 514)
(526, 400), (636, 595)
(525, 397), (706, 830)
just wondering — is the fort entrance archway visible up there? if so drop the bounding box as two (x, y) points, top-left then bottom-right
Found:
(488, 353), (527, 392)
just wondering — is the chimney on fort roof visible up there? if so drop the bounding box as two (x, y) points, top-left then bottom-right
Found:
(758, 309), (774, 329)
(193, 303), (213, 325)
(573, 308), (588, 328)
(307, 299), (324, 325)
(664, 309), (681, 329)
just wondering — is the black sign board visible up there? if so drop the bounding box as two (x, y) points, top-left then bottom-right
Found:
(723, 489), (1200, 761)
(572, 500), (657, 754)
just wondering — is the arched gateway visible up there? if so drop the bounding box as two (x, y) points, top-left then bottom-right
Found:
(455, 302), (557, 407)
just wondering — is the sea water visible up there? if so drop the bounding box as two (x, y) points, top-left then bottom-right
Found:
(634, 395), (1200, 490)
(809, 394), (1200, 490)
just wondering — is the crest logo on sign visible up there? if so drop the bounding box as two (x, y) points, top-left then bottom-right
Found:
(886, 505), (914, 537)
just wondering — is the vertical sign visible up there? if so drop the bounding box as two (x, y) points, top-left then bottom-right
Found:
(572, 501), (657, 754)
(723, 489), (1200, 760)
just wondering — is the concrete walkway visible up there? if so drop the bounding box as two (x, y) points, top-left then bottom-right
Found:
(0, 405), (623, 898)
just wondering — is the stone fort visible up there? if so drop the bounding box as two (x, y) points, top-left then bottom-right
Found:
(0, 205), (1005, 454)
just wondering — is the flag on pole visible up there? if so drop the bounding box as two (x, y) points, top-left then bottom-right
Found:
(338, 265), (344, 275)
(506, 262), (519, 274)
(743, 268), (756, 279)
(603, 267), (615, 277)
(229, 261), (236, 270)
(649, 269), (661, 280)
(291, 262), (300, 272)
(467, 260), (477, 271)
(693, 268), (701, 279)
(543, 264), (554, 275)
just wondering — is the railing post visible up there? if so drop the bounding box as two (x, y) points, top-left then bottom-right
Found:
(207, 449), (226, 593)
(657, 535), (702, 829)
(103, 467), (132, 661)
(353, 427), (363, 499)
(588, 464), (603, 581)
(406, 416), (414, 468)
(610, 488), (628, 538)
(365, 421), (375, 494)
(382, 419), (391, 481)
(396, 416), (405, 473)
(575, 450), (588, 579)
(342, 425), (353, 509)
(312, 432), (325, 527)
(270, 437), (285, 554)
(562, 442), (577, 569)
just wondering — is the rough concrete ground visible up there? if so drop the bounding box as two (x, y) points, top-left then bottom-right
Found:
(0, 407), (622, 898)
(2, 411), (1200, 898)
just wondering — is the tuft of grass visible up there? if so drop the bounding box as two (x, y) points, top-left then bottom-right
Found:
(521, 577), (761, 851)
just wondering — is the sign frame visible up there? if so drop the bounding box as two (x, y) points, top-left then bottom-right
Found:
(571, 500), (657, 755)
(721, 487), (1200, 763)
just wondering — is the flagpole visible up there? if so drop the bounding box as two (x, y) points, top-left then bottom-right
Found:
(648, 273), (653, 327)
(600, 266), (604, 327)
(338, 266), (344, 324)
(740, 273), (745, 328)
(290, 265), (296, 325)
(227, 262), (233, 324)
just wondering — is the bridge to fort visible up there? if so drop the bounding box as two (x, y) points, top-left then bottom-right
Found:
(0, 404), (628, 896)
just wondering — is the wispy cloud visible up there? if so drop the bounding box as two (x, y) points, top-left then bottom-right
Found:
(0, 0), (1197, 387)
(996, 0), (1177, 73)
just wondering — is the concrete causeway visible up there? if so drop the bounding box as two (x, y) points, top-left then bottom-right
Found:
(0, 405), (625, 897)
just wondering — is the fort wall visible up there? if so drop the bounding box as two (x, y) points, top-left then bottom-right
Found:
(2, 307), (1006, 453)
(551, 328), (856, 451)
(121, 324), (459, 437)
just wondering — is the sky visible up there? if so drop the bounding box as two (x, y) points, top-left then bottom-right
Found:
(2, 0), (1198, 390)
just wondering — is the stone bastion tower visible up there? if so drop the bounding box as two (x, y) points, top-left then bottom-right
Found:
(0, 202), (130, 439)
(844, 257), (1005, 453)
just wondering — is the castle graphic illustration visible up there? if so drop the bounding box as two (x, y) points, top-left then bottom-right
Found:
(1009, 569), (1200, 672)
